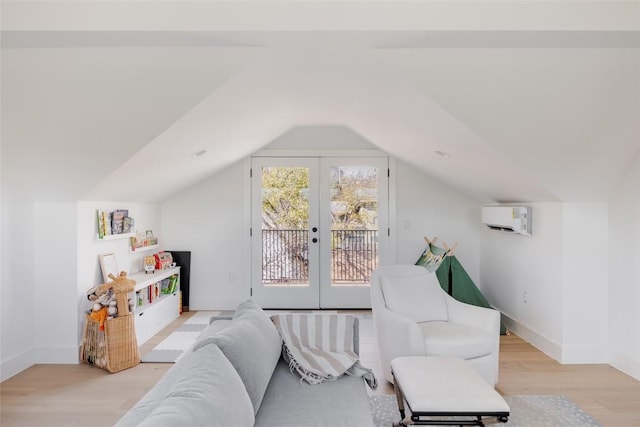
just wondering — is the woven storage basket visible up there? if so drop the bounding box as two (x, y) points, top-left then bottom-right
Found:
(81, 314), (140, 372)
(81, 275), (140, 373)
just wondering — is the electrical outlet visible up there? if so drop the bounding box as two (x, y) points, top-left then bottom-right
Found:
(228, 273), (236, 283)
(523, 291), (528, 304)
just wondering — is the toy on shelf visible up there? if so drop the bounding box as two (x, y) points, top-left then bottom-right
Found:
(154, 251), (173, 270)
(144, 256), (156, 274)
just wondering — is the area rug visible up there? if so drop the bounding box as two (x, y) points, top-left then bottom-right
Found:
(370, 394), (602, 427)
(141, 311), (224, 363)
(140, 309), (329, 363)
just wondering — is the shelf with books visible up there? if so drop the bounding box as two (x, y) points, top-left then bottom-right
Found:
(130, 267), (179, 293)
(129, 244), (159, 253)
(97, 232), (135, 241)
(129, 231), (159, 252)
(96, 209), (135, 239)
(128, 267), (180, 344)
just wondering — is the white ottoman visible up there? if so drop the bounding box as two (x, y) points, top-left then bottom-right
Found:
(390, 356), (510, 427)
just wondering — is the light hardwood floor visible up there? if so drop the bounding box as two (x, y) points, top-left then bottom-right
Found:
(2, 311), (639, 427)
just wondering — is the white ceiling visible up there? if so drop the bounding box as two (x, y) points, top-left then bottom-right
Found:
(2, 1), (639, 204)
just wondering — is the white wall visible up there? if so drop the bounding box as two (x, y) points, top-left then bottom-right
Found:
(0, 194), (37, 380)
(608, 154), (640, 379)
(76, 202), (162, 343)
(395, 159), (481, 283)
(561, 202), (609, 363)
(480, 203), (565, 360)
(33, 202), (78, 363)
(161, 161), (249, 310)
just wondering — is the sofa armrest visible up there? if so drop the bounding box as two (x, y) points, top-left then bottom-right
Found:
(353, 316), (360, 356)
(210, 315), (233, 324)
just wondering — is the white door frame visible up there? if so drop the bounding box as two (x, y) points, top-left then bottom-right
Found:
(246, 150), (396, 309)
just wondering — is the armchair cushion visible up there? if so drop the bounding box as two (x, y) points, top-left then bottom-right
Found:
(381, 275), (448, 323)
(418, 322), (494, 359)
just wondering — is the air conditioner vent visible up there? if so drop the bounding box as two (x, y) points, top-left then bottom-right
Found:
(481, 206), (531, 236)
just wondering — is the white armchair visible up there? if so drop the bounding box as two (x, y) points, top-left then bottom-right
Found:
(371, 265), (500, 386)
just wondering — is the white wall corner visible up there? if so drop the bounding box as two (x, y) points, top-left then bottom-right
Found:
(609, 349), (640, 381)
(608, 153), (640, 382)
(561, 344), (608, 364)
(34, 345), (80, 365)
(0, 348), (35, 382)
(243, 156), (253, 303)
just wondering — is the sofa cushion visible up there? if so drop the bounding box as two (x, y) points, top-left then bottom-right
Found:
(381, 274), (448, 323)
(418, 321), (494, 359)
(137, 343), (254, 427)
(254, 359), (375, 427)
(194, 299), (282, 415)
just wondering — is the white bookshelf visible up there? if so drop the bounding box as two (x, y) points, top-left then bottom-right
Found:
(129, 267), (181, 345)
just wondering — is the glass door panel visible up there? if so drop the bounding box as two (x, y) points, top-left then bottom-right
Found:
(251, 157), (319, 308)
(320, 157), (389, 308)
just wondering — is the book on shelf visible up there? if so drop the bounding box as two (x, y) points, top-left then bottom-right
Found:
(104, 211), (112, 235)
(96, 209), (135, 238)
(123, 217), (134, 233)
(97, 210), (105, 239)
(97, 210), (112, 237)
(130, 231), (158, 251)
(111, 210), (127, 235)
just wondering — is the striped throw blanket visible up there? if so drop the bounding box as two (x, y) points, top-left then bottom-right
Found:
(271, 314), (377, 389)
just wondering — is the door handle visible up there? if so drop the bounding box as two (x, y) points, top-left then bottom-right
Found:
(312, 227), (318, 233)
(312, 238), (318, 243)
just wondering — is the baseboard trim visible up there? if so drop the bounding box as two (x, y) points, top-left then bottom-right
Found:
(1, 348), (35, 382)
(609, 349), (640, 381)
(34, 345), (80, 364)
(502, 314), (563, 362)
(561, 344), (608, 364)
(189, 297), (246, 311)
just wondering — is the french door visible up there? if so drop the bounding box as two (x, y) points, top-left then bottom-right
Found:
(251, 156), (389, 309)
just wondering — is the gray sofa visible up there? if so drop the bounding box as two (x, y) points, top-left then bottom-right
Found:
(115, 300), (375, 427)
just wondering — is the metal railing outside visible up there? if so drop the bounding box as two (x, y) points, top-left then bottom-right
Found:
(262, 229), (378, 284)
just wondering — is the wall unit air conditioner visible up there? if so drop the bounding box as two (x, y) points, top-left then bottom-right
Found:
(481, 206), (532, 236)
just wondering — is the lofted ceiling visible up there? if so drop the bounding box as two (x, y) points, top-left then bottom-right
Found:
(1, 1), (639, 204)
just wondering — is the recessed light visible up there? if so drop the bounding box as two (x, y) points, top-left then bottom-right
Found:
(435, 150), (451, 159)
(192, 149), (207, 159)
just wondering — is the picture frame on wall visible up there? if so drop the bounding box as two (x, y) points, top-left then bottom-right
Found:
(99, 253), (119, 282)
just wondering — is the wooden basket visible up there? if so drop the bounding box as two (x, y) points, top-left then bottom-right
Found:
(81, 313), (140, 373)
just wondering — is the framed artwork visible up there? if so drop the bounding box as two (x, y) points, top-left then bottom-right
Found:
(99, 253), (119, 282)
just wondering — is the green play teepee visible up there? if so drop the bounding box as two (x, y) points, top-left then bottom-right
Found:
(416, 237), (507, 335)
